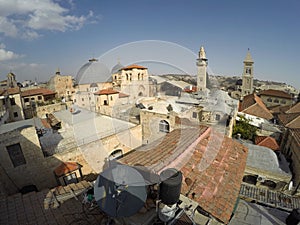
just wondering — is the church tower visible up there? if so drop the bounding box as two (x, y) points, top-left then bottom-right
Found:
(241, 50), (254, 97)
(196, 46), (208, 91)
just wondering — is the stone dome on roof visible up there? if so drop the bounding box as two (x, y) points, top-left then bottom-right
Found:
(111, 62), (123, 74)
(76, 58), (110, 84)
(90, 83), (98, 88)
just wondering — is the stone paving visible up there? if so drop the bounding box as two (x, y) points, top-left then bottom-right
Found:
(0, 188), (104, 225)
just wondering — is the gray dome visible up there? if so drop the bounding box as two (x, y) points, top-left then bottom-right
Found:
(76, 59), (110, 84)
(90, 83), (98, 88)
(111, 62), (123, 74)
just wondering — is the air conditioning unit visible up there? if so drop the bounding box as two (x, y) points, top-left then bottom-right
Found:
(257, 176), (266, 182)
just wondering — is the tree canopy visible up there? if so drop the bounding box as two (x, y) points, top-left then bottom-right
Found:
(233, 115), (257, 140)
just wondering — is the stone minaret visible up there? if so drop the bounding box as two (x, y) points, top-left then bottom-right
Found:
(196, 46), (208, 91)
(241, 50), (254, 97)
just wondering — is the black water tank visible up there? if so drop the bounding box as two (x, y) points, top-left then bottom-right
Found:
(159, 168), (182, 205)
(286, 208), (300, 225)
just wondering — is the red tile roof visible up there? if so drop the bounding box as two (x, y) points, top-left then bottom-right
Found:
(54, 162), (81, 177)
(290, 129), (300, 147)
(21, 88), (56, 97)
(94, 89), (119, 95)
(259, 89), (293, 99)
(278, 113), (300, 128)
(119, 127), (248, 224)
(7, 87), (21, 95)
(120, 64), (147, 70)
(239, 93), (273, 120)
(119, 92), (129, 98)
(286, 102), (300, 114)
(255, 136), (280, 151)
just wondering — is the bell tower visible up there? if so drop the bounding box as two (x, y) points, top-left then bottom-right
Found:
(196, 46), (208, 91)
(241, 49), (254, 97)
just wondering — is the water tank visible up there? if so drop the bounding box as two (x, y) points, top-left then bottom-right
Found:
(159, 168), (182, 205)
(286, 208), (300, 225)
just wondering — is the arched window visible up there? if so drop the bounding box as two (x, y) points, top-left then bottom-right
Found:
(159, 120), (170, 133)
(108, 149), (123, 160)
(126, 74), (129, 80)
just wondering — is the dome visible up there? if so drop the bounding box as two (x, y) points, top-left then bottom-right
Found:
(76, 59), (110, 84)
(111, 62), (123, 74)
(90, 83), (98, 88)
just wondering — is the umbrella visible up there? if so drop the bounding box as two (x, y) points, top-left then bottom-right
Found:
(94, 164), (147, 218)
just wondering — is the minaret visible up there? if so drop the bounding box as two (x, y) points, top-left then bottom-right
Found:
(241, 49), (254, 97)
(196, 46), (208, 91)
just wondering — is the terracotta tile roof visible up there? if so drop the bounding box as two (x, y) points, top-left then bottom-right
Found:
(119, 92), (129, 98)
(94, 89), (119, 95)
(21, 88), (56, 97)
(120, 127), (248, 224)
(286, 102), (300, 114)
(278, 113), (300, 128)
(259, 89), (293, 99)
(269, 104), (293, 114)
(54, 162), (81, 177)
(7, 87), (21, 95)
(255, 136), (280, 151)
(120, 64), (147, 70)
(239, 94), (273, 120)
(290, 129), (300, 147)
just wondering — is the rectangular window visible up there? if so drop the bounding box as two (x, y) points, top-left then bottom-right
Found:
(104, 100), (108, 105)
(63, 173), (78, 185)
(38, 96), (42, 100)
(10, 98), (16, 105)
(192, 112), (198, 118)
(13, 112), (18, 118)
(6, 143), (26, 167)
(24, 98), (30, 103)
(215, 114), (221, 121)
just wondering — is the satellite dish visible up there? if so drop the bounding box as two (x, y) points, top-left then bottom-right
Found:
(94, 163), (147, 218)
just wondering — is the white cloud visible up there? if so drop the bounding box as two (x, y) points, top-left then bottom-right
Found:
(0, 44), (23, 61)
(0, 0), (97, 39)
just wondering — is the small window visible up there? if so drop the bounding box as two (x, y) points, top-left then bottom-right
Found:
(24, 98), (29, 103)
(215, 114), (221, 121)
(82, 98), (84, 102)
(63, 173), (78, 185)
(267, 98), (272, 102)
(104, 100), (108, 105)
(10, 98), (16, 105)
(6, 143), (26, 167)
(281, 100), (286, 104)
(38, 96), (42, 100)
(159, 120), (170, 133)
(110, 96), (113, 101)
(114, 76), (117, 80)
(13, 112), (18, 118)
(192, 112), (198, 118)
(274, 99), (279, 103)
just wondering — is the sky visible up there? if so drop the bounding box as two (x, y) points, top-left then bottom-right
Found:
(0, 0), (299, 89)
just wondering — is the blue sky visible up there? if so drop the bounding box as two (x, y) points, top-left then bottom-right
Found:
(0, 0), (299, 89)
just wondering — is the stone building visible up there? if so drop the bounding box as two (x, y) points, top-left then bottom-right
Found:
(241, 50), (254, 97)
(112, 64), (150, 102)
(242, 142), (292, 191)
(196, 46), (208, 92)
(47, 70), (76, 101)
(258, 89), (294, 108)
(0, 87), (25, 123)
(21, 88), (57, 118)
(281, 128), (300, 194)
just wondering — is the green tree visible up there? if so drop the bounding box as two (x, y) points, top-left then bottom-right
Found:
(233, 116), (257, 140)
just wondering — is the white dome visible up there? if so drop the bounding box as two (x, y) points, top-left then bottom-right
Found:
(76, 59), (110, 84)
